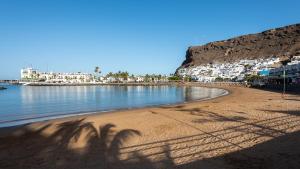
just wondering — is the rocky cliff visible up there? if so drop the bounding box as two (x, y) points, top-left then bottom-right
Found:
(178, 24), (300, 69)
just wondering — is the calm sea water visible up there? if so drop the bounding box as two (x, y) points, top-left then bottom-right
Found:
(0, 84), (227, 127)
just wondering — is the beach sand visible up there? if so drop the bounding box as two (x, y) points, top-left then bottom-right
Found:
(0, 86), (300, 169)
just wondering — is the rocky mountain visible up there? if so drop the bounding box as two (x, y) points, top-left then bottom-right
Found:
(178, 23), (300, 70)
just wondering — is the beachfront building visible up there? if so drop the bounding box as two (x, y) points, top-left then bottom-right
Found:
(20, 67), (94, 83)
(20, 67), (171, 84)
(268, 56), (300, 84)
(127, 77), (136, 83)
(136, 76), (145, 82)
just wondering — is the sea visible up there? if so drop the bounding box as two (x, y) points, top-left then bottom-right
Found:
(0, 84), (227, 127)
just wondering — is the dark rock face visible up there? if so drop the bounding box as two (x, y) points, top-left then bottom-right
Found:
(179, 24), (300, 69)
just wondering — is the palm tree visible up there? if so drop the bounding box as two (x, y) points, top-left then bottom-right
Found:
(107, 72), (114, 77)
(94, 66), (101, 81)
(123, 71), (129, 80)
(158, 74), (162, 80)
(144, 74), (150, 82)
(94, 66), (99, 74)
(36, 73), (40, 81)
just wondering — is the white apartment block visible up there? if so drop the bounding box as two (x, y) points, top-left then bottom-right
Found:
(21, 67), (94, 83)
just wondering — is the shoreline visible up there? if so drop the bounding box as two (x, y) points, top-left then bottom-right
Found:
(18, 82), (179, 86)
(0, 86), (229, 128)
(14, 81), (245, 86)
(1, 86), (300, 169)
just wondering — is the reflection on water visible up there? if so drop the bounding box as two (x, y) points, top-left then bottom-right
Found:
(0, 85), (227, 127)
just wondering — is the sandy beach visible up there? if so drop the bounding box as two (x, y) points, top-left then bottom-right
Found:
(0, 86), (300, 169)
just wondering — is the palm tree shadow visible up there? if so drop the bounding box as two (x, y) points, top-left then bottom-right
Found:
(51, 118), (95, 148)
(0, 118), (175, 169)
(83, 123), (144, 168)
(55, 119), (177, 169)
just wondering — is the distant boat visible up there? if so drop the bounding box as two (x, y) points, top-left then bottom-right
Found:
(19, 81), (32, 86)
(0, 86), (7, 90)
(22, 82), (31, 86)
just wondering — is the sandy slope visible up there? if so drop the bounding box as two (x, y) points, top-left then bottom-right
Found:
(0, 86), (300, 169)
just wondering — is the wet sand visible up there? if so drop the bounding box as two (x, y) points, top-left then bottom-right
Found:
(0, 86), (300, 169)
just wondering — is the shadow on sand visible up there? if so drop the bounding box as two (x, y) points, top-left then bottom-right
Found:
(251, 84), (300, 95)
(1, 107), (300, 169)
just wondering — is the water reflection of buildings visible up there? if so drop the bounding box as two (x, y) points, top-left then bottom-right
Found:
(20, 86), (96, 115)
(183, 87), (227, 101)
(16, 86), (227, 124)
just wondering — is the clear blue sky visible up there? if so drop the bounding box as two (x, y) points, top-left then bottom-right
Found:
(1, 0), (300, 79)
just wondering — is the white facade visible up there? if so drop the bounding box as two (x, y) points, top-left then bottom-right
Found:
(177, 57), (280, 82)
(136, 76), (145, 82)
(20, 68), (38, 79)
(21, 67), (94, 83)
(127, 77), (136, 82)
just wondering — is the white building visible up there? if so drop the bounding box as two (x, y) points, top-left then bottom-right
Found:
(177, 57), (281, 82)
(127, 77), (136, 83)
(20, 68), (38, 79)
(136, 76), (145, 82)
(20, 67), (94, 83)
